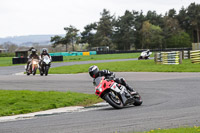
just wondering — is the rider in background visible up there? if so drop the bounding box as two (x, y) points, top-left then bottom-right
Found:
(144, 49), (151, 57)
(26, 49), (39, 71)
(89, 65), (136, 95)
(39, 48), (52, 65)
(40, 48), (51, 59)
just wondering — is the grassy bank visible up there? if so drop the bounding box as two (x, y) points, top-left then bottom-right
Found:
(0, 57), (13, 66)
(49, 59), (200, 74)
(136, 126), (200, 133)
(0, 90), (102, 116)
(63, 53), (141, 62)
(0, 53), (141, 67)
(0, 53), (15, 57)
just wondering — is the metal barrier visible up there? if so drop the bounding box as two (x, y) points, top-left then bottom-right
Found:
(51, 56), (63, 62)
(190, 50), (200, 63)
(49, 51), (96, 56)
(155, 51), (182, 65)
(12, 57), (28, 64)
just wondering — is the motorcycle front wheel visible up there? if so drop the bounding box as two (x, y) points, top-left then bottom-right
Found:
(33, 68), (37, 76)
(104, 91), (123, 109)
(133, 93), (143, 106)
(45, 66), (49, 76)
(39, 67), (43, 76)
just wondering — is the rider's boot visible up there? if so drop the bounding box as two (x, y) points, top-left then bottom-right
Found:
(125, 84), (137, 95)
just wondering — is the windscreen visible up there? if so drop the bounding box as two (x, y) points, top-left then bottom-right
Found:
(94, 77), (103, 86)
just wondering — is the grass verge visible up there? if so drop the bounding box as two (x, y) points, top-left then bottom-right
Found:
(49, 59), (200, 74)
(135, 126), (200, 133)
(63, 53), (141, 62)
(0, 53), (142, 67)
(0, 90), (102, 116)
(0, 57), (13, 66)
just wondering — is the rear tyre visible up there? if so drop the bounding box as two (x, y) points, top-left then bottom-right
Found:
(104, 91), (123, 109)
(138, 56), (142, 60)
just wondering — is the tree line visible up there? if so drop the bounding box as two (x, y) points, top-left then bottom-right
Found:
(52, 2), (200, 51)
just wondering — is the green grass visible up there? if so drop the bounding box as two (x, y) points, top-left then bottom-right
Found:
(48, 59), (200, 74)
(0, 90), (102, 116)
(135, 126), (200, 133)
(63, 53), (141, 62)
(0, 57), (13, 66)
(0, 53), (142, 66)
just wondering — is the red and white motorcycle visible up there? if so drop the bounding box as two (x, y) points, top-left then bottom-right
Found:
(94, 76), (142, 109)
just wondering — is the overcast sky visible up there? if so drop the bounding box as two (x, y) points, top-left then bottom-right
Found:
(0, 0), (199, 38)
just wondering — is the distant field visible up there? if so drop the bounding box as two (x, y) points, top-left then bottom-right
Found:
(49, 59), (200, 74)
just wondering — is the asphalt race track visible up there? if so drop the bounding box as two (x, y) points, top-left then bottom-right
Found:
(0, 58), (139, 75)
(0, 62), (200, 133)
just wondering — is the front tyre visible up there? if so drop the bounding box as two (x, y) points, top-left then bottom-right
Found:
(104, 91), (123, 109)
(39, 67), (43, 76)
(45, 66), (49, 76)
(33, 68), (37, 76)
(133, 93), (143, 106)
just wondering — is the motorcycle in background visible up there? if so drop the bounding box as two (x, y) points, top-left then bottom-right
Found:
(25, 58), (39, 76)
(94, 76), (143, 109)
(138, 50), (152, 60)
(39, 55), (51, 76)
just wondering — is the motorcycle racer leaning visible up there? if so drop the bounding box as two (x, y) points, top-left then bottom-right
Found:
(89, 65), (137, 96)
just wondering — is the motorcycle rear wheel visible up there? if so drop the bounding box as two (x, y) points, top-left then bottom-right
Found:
(104, 91), (123, 109)
(138, 56), (142, 60)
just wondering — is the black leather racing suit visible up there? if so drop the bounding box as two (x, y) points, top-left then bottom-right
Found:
(40, 53), (51, 59)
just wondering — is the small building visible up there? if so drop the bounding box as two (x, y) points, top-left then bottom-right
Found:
(192, 43), (200, 50)
(14, 47), (34, 58)
(0, 48), (8, 53)
(90, 46), (109, 51)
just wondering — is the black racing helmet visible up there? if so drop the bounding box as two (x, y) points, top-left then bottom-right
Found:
(31, 49), (36, 54)
(42, 48), (47, 54)
(89, 65), (99, 78)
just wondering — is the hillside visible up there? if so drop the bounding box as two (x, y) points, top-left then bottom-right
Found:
(0, 34), (64, 46)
